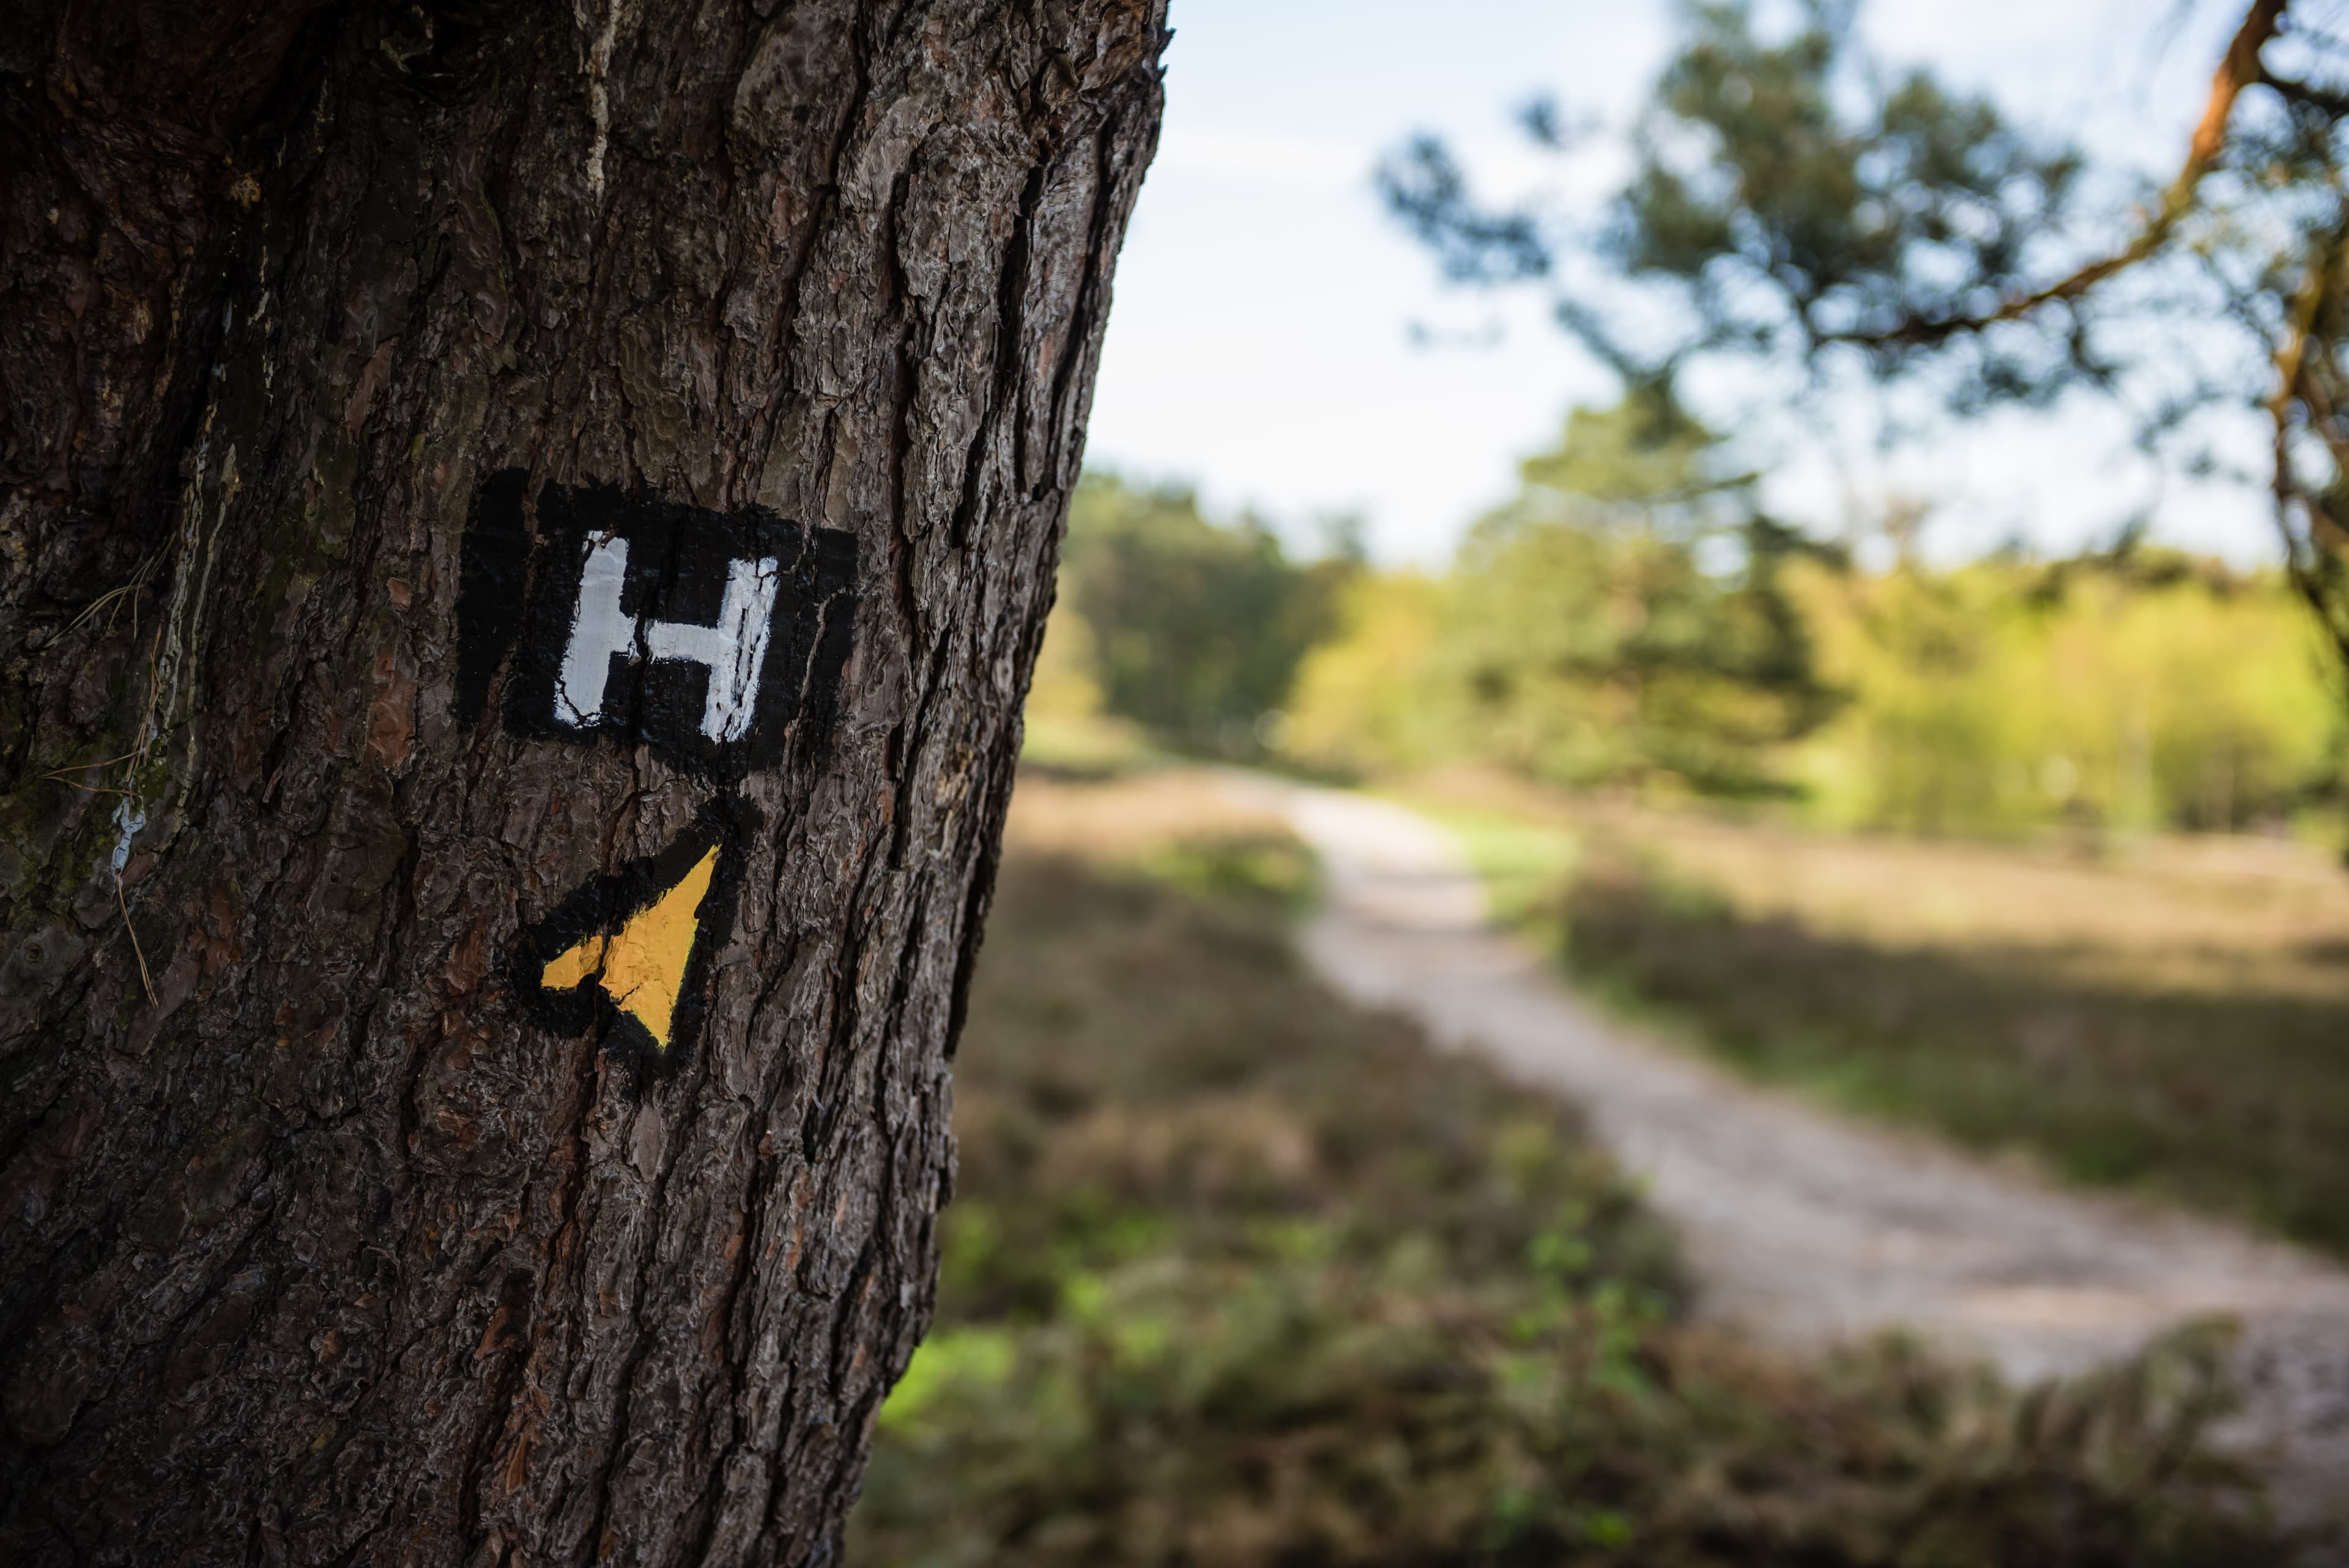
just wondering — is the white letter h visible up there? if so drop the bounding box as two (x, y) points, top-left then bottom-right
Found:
(555, 534), (782, 743)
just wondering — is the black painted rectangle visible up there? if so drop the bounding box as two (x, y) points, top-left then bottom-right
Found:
(457, 471), (856, 779)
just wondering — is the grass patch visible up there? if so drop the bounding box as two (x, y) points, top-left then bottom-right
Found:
(1405, 768), (2349, 1256)
(1018, 712), (1162, 779)
(848, 775), (2293, 1566)
(1133, 830), (1318, 911)
(1560, 842), (2349, 1254)
(1406, 798), (1581, 929)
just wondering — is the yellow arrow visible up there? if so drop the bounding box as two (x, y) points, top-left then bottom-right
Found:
(540, 845), (719, 1050)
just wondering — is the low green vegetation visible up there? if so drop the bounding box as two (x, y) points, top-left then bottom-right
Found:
(1567, 851), (2349, 1249)
(848, 776), (2289, 1567)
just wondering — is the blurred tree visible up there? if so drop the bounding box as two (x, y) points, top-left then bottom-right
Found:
(1286, 570), (1448, 773)
(1384, 1), (2091, 407)
(1785, 547), (2343, 834)
(1289, 434), (2339, 828)
(1288, 397), (1841, 792)
(1381, 0), (2349, 666)
(1055, 473), (1349, 754)
(1441, 399), (1841, 793)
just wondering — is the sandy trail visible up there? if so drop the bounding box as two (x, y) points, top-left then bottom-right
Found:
(1252, 782), (2349, 1522)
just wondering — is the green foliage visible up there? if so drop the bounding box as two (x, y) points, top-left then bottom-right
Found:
(1788, 549), (2343, 834)
(1133, 831), (1318, 910)
(849, 810), (2288, 1566)
(1285, 570), (1450, 775)
(1053, 473), (1348, 754)
(1382, 0), (2090, 405)
(1613, 1), (2085, 395)
(1283, 396), (2339, 833)
(1385, 0), (2349, 681)
(1289, 399), (1839, 793)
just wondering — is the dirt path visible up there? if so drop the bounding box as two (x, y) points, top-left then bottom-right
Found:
(1254, 782), (2349, 1522)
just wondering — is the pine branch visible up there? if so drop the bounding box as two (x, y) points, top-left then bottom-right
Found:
(1829, 0), (2288, 351)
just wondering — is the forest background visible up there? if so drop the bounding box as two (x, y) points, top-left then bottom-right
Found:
(1033, 436), (2343, 843)
(1040, 0), (2349, 838)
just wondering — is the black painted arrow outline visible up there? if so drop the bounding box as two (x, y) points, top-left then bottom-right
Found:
(508, 796), (759, 1085)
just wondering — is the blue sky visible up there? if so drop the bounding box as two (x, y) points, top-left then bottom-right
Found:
(1080, 0), (2271, 567)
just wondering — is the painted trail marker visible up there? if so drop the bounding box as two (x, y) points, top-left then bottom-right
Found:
(458, 471), (856, 778)
(538, 844), (718, 1051)
(458, 474), (848, 1077)
(513, 803), (754, 1077)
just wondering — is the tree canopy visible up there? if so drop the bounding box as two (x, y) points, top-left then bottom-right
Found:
(1048, 473), (1349, 754)
(1381, 0), (2349, 660)
(1278, 400), (2341, 833)
(1288, 398), (1841, 795)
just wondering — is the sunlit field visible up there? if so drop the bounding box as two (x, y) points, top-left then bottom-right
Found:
(1415, 769), (2349, 1256)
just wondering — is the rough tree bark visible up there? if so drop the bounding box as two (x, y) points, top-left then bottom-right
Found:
(0, 2), (1166, 1562)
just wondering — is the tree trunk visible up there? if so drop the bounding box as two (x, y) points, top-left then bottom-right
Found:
(0, 2), (1165, 1562)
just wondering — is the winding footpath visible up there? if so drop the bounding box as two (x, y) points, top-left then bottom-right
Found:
(1251, 782), (2349, 1525)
